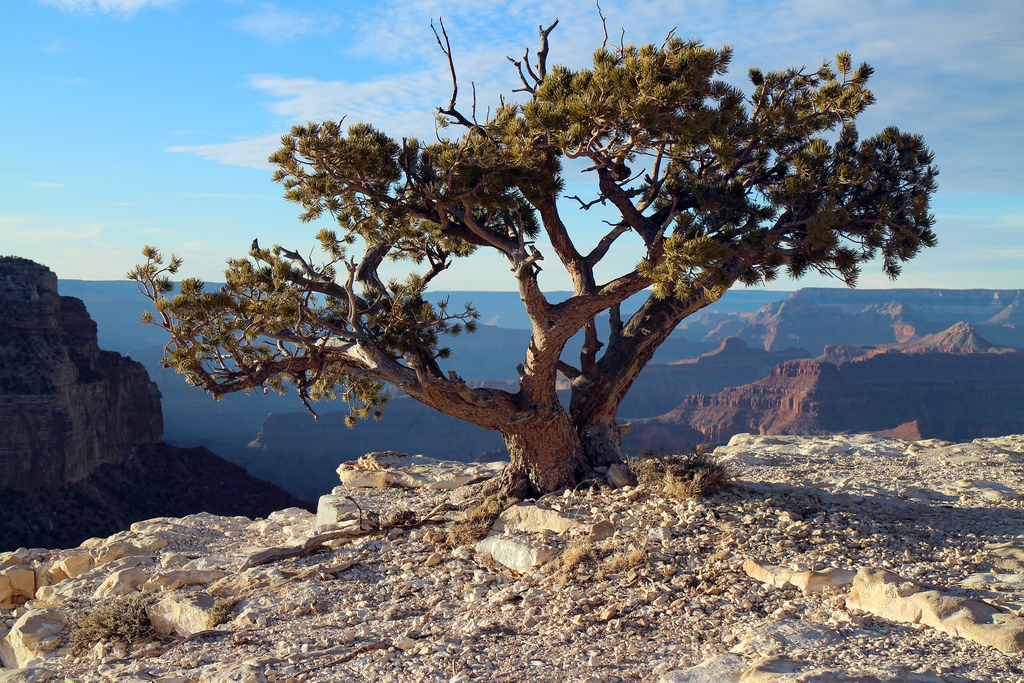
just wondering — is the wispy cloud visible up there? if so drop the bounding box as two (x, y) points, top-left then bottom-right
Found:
(32, 182), (66, 188)
(37, 0), (183, 16)
(172, 0), (1022, 193)
(168, 134), (281, 170)
(234, 3), (343, 43)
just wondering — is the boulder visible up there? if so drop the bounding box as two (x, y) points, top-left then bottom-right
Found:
(0, 566), (35, 608)
(314, 495), (358, 530)
(491, 503), (579, 534)
(94, 567), (148, 598)
(0, 609), (66, 669)
(847, 567), (1024, 652)
(743, 560), (855, 594)
(141, 569), (226, 593)
(606, 463), (637, 488)
(475, 535), (559, 574)
(147, 591), (217, 637)
(56, 553), (93, 580)
(0, 669), (55, 683)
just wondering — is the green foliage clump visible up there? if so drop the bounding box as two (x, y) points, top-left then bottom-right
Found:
(630, 451), (729, 499)
(70, 593), (152, 652)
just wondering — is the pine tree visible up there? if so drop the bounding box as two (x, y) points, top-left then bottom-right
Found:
(129, 21), (937, 495)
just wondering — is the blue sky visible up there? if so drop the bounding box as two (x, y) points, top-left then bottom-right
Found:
(3, 0), (1022, 292)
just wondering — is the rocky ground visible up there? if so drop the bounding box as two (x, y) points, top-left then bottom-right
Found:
(4, 433), (1024, 682)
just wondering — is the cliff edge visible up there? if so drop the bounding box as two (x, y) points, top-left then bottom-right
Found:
(0, 257), (162, 491)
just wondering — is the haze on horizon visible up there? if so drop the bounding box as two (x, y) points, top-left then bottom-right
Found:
(3, 0), (1022, 293)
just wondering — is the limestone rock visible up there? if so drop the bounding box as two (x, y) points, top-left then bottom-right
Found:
(314, 494), (358, 530)
(147, 591), (217, 637)
(658, 653), (746, 682)
(0, 566), (35, 608)
(0, 669), (55, 683)
(492, 503), (579, 534)
(606, 463), (637, 488)
(985, 541), (1024, 571)
(743, 560), (854, 594)
(847, 567), (1024, 653)
(0, 609), (66, 669)
(142, 569), (226, 593)
(94, 567), (148, 598)
(731, 619), (835, 655)
(588, 520), (615, 542)
(475, 535), (558, 573)
(56, 553), (93, 580)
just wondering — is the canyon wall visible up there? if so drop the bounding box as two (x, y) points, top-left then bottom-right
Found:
(0, 258), (162, 490)
(626, 324), (1024, 452)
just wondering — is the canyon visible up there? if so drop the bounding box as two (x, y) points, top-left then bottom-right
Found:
(0, 258), (308, 551)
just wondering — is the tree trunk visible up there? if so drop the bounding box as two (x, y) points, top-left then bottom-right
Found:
(497, 407), (586, 496)
(577, 411), (626, 467)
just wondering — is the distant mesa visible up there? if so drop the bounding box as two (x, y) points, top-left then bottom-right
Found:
(626, 322), (1024, 452)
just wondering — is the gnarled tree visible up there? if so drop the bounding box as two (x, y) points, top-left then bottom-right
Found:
(130, 21), (937, 496)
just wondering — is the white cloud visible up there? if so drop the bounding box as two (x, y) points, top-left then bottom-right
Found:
(168, 134), (281, 170)
(32, 182), (66, 188)
(37, 0), (183, 16)
(234, 4), (343, 42)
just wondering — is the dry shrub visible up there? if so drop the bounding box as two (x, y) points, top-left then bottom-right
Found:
(70, 592), (151, 653)
(545, 539), (647, 584)
(601, 545), (647, 576)
(629, 450), (729, 499)
(207, 596), (242, 629)
(445, 493), (518, 547)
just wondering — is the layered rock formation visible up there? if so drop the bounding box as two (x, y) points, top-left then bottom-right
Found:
(0, 258), (310, 550)
(0, 257), (161, 490)
(722, 289), (1024, 354)
(628, 323), (1024, 450)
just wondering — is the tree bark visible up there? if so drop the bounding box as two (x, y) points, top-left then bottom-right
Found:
(498, 407), (586, 496)
(569, 288), (728, 469)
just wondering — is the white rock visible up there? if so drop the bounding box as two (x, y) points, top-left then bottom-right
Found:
(147, 592), (218, 637)
(0, 609), (66, 668)
(847, 567), (1024, 653)
(315, 495), (358, 529)
(142, 569), (226, 593)
(0, 566), (35, 609)
(491, 503), (579, 534)
(94, 568), (148, 598)
(658, 653), (746, 682)
(475, 536), (558, 573)
(743, 560), (855, 594)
